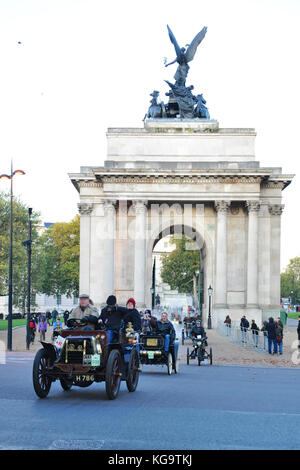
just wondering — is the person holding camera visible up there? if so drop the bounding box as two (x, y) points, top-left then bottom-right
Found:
(98, 295), (129, 343)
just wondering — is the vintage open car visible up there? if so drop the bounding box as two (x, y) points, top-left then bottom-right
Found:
(32, 319), (140, 400)
(139, 330), (179, 375)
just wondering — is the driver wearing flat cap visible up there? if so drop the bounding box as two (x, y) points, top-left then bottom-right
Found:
(67, 294), (99, 329)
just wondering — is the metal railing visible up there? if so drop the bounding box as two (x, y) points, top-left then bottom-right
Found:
(217, 321), (268, 353)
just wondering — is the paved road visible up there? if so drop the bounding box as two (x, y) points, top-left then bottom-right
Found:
(1, 351), (300, 450)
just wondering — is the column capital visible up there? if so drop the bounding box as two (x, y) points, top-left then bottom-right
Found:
(132, 200), (148, 214)
(214, 200), (231, 213)
(78, 202), (94, 215)
(268, 204), (284, 216)
(103, 199), (117, 215)
(246, 200), (261, 212)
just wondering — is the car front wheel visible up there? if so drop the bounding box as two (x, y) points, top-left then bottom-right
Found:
(105, 349), (121, 400)
(33, 349), (52, 398)
(126, 348), (140, 392)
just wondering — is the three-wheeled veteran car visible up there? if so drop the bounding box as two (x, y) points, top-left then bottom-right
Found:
(32, 319), (140, 400)
(186, 334), (213, 366)
(139, 330), (179, 375)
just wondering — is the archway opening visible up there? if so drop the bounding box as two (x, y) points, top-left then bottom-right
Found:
(151, 224), (205, 320)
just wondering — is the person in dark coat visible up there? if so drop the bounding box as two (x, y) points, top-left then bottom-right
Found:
(45, 309), (51, 326)
(261, 320), (268, 350)
(155, 312), (176, 354)
(250, 320), (259, 347)
(224, 315), (232, 336)
(123, 298), (142, 332)
(183, 311), (194, 337)
(98, 295), (128, 343)
(51, 308), (58, 326)
(265, 317), (278, 354)
(191, 318), (207, 357)
(63, 310), (70, 326)
(29, 315), (37, 344)
(240, 316), (249, 343)
(191, 318), (206, 340)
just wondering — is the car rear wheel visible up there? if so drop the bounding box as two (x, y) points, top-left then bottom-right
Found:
(33, 348), (52, 398)
(106, 349), (121, 400)
(167, 352), (173, 375)
(126, 348), (140, 392)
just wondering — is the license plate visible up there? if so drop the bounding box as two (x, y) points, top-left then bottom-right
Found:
(146, 338), (158, 347)
(75, 374), (94, 382)
(147, 351), (155, 359)
(82, 354), (101, 366)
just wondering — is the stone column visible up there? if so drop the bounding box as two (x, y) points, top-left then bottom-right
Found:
(78, 203), (93, 295)
(269, 204), (284, 308)
(246, 201), (260, 307)
(102, 200), (117, 301)
(133, 200), (148, 307)
(214, 201), (230, 307)
(258, 201), (271, 308)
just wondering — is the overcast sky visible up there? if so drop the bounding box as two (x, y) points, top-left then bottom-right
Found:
(0, 0), (299, 270)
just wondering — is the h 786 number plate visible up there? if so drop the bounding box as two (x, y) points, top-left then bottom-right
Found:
(75, 375), (94, 382)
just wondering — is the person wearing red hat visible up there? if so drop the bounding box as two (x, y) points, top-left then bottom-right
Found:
(124, 298), (142, 331)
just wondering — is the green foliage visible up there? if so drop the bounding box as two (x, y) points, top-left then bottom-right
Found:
(0, 192), (41, 311)
(160, 236), (200, 294)
(36, 215), (79, 297)
(0, 192), (80, 308)
(280, 257), (300, 301)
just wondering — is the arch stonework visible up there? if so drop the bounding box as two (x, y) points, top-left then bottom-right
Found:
(69, 120), (294, 327)
(147, 221), (215, 324)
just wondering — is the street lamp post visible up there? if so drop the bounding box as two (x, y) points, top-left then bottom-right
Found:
(290, 290), (294, 309)
(23, 208), (32, 350)
(195, 270), (201, 321)
(0, 163), (25, 351)
(150, 287), (155, 310)
(207, 285), (213, 329)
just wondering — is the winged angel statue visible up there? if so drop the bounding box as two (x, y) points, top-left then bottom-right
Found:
(144, 25), (210, 120)
(165, 25), (207, 85)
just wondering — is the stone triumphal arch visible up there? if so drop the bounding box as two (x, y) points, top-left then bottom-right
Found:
(69, 119), (293, 326)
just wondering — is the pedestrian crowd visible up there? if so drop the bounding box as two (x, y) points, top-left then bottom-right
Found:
(224, 314), (285, 355)
(28, 307), (71, 344)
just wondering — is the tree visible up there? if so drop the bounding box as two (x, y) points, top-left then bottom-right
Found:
(0, 192), (41, 311)
(160, 236), (200, 297)
(281, 257), (300, 302)
(37, 215), (80, 298)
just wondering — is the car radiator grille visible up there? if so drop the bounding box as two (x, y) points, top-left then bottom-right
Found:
(60, 351), (83, 364)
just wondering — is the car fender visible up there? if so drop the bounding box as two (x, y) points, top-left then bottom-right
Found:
(40, 341), (57, 363)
